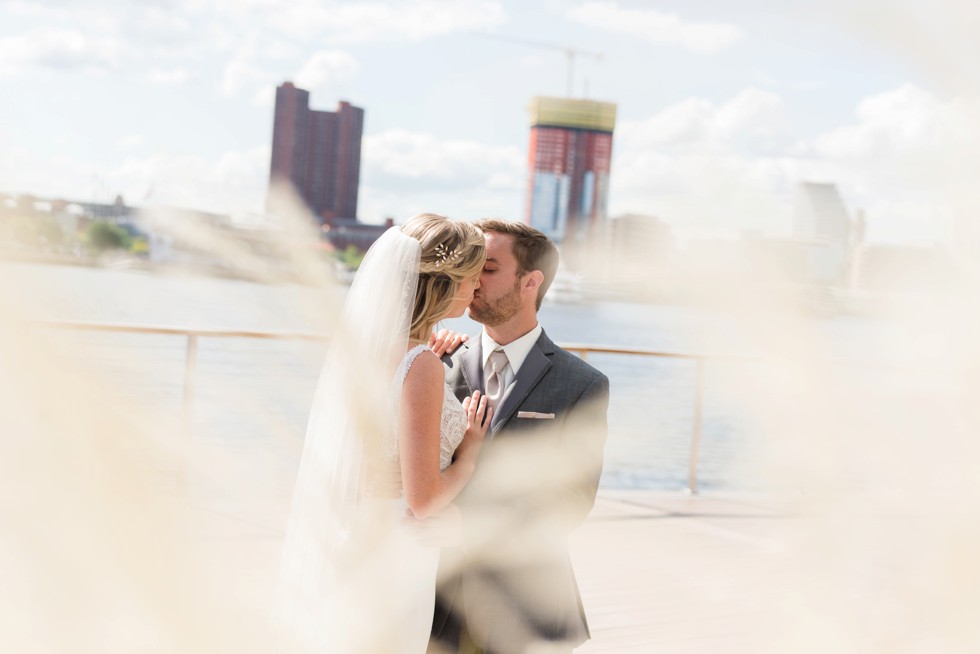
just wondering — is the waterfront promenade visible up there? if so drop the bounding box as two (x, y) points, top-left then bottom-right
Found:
(572, 490), (792, 653)
(6, 265), (977, 652)
(193, 487), (796, 653)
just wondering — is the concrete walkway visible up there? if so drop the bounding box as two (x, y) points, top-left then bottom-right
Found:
(572, 491), (796, 653)
(191, 489), (799, 653)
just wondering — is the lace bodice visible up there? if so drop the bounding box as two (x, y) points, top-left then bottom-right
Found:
(392, 344), (466, 471)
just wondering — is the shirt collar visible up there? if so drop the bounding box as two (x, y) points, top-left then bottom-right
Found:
(481, 324), (542, 375)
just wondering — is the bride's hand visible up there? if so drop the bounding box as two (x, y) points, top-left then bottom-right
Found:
(454, 392), (490, 466)
(429, 328), (469, 357)
(401, 503), (463, 547)
(461, 390), (492, 443)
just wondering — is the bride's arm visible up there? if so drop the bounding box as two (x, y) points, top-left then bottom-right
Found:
(399, 351), (489, 519)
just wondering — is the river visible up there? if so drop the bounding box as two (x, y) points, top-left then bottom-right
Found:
(1, 260), (955, 492)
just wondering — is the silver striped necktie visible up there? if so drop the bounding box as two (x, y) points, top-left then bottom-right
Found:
(485, 348), (509, 410)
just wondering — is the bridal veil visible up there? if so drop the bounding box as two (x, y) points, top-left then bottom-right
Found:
(275, 226), (421, 652)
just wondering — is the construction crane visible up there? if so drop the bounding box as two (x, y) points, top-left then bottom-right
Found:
(471, 32), (604, 98)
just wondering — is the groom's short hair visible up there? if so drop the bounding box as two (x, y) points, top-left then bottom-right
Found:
(474, 219), (559, 310)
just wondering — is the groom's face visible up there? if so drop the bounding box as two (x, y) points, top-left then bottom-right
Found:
(468, 232), (524, 326)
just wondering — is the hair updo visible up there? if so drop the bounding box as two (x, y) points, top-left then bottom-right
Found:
(400, 213), (486, 342)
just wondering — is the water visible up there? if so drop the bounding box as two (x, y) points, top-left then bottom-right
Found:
(1, 261), (947, 491)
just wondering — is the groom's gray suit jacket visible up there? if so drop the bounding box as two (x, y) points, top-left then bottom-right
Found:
(430, 329), (609, 653)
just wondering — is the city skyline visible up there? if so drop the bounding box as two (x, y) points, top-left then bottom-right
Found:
(1, 1), (977, 248)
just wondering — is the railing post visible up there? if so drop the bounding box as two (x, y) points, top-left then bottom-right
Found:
(686, 357), (705, 494)
(182, 334), (198, 434)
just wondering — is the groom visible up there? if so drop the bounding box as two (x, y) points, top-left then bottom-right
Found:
(428, 220), (610, 654)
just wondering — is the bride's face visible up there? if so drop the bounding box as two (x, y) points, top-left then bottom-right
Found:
(448, 272), (481, 318)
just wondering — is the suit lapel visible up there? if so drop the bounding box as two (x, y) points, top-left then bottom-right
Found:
(459, 337), (484, 395)
(490, 332), (554, 436)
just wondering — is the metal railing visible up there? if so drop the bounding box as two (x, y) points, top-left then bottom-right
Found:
(36, 321), (730, 493)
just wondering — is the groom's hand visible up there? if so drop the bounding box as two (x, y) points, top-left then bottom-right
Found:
(429, 329), (469, 358)
(402, 503), (463, 547)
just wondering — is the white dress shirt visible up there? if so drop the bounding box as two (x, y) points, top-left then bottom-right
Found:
(480, 324), (543, 402)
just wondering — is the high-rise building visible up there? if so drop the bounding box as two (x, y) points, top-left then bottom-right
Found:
(525, 97), (617, 243)
(793, 182), (855, 284)
(267, 82), (363, 224)
(793, 182), (851, 245)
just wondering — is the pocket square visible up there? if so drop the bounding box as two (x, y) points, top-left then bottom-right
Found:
(517, 411), (555, 419)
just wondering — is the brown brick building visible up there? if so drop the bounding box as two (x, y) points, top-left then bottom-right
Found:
(267, 82), (363, 224)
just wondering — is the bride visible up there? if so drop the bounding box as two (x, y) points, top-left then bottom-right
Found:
(275, 214), (491, 653)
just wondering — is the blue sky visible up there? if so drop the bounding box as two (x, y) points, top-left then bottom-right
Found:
(1, 0), (976, 245)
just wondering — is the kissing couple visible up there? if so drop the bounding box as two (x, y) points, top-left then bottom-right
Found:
(276, 214), (609, 654)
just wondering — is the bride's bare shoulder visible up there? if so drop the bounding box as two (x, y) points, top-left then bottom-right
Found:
(402, 348), (445, 390)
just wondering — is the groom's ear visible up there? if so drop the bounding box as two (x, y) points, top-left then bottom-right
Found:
(523, 270), (544, 295)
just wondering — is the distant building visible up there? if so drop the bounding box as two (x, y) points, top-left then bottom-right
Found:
(268, 82), (364, 224)
(608, 213), (674, 264)
(681, 238), (746, 276)
(794, 182), (851, 244)
(740, 235), (809, 284)
(323, 218), (394, 252)
(525, 97), (617, 244)
(793, 182), (856, 284)
(585, 213), (676, 297)
(851, 244), (960, 292)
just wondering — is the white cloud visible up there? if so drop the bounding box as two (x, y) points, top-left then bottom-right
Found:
(293, 50), (358, 91)
(1, 1), (75, 21)
(196, 0), (505, 46)
(608, 83), (979, 243)
(0, 4), (202, 77)
(266, 0), (506, 43)
(714, 88), (787, 138)
(609, 88), (800, 234)
(117, 134), (145, 150)
(360, 128), (523, 221)
(0, 27), (122, 75)
(221, 42), (270, 97)
(809, 84), (973, 159)
(145, 67), (190, 85)
(567, 1), (742, 54)
(0, 141), (81, 200)
(618, 87), (787, 152)
(262, 39), (300, 61)
(609, 149), (797, 235)
(138, 7), (193, 42)
(250, 86), (276, 108)
(0, 128), (271, 213)
(109, 146), (272, 214)
(799, 84), (980, 244)
(220, 41), (358, 104)
(222, 38), (345, 103)
(801, 84), (980, 203)
(753, 70), (828, 93)
(364, 129), (521, 185)
(620, 98), (713, 147)
(358, 184), (521, 224)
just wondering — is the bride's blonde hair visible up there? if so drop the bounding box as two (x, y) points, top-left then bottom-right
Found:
(401, 213), (486, 342)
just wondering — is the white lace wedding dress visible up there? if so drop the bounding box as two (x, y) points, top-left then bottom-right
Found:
(382, 343), (466, 653)
(393, 344), (467, 471)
